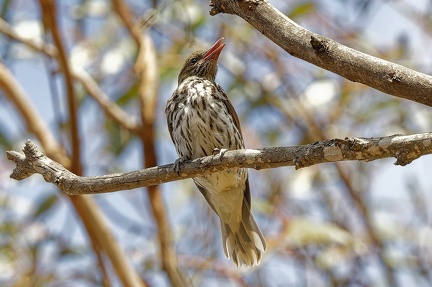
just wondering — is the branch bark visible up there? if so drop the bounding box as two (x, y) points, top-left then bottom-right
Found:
(209, 0), (432, 107)
(7, 133), (432, 195)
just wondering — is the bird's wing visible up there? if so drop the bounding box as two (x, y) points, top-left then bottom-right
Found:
(216, 84), (243, 135)
(194, 179), (219, 214)
(216, 84), (252, 207)
(165, 90), (178, 144)
(244, 178), (251, 207)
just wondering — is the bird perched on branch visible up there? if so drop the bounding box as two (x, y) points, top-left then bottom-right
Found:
(166, 38), (266, 267)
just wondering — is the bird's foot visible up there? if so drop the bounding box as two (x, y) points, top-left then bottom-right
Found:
(212, 148), (228, 159)
(173, 157), (188, 175)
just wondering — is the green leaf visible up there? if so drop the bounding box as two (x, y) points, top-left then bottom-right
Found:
(60, 246), (84, 257)
(33, 194), (58, 218)
(0, 125), (12, 150)
(116, 81), (139, 105)
(105, 118), (133, 156)
(288, 2), (315, 19)
(0, 0), (11, 19)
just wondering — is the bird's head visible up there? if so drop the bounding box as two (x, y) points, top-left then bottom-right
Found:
(178, 38), (225, 85)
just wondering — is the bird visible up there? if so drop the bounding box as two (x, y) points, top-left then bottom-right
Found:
(165, 38), (266, 267)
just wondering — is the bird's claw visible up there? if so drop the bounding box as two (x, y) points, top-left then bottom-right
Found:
(212, 148), (228, 159)
(174, 157), (187, 175)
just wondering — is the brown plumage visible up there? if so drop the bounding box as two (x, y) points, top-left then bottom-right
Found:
(165, 38), (266, 267)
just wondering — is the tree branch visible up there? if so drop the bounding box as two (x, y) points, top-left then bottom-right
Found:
(0, 18), (58, 57)
(72, 68), (142, 134)
(112, 1), (189, 286)
(209, 0), (432, 107)
(7, 133), (432, 195)
(40, 0), (82, 174)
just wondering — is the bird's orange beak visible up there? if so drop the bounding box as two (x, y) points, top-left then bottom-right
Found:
(201, 38), (225, 62)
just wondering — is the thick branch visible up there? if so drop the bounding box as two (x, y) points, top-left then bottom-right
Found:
(7, 134), (432, 195)
(209, 0), (432, 107)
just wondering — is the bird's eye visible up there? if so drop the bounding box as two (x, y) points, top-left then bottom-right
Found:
(190, 58), (198, 64)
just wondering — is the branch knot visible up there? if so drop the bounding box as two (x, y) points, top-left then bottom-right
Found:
(310, 35), (329, 53)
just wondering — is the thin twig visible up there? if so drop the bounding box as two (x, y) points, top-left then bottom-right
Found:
(40, 0), (81, 175)
(0, 18), (58, 57)
(72, 68), (142, 134)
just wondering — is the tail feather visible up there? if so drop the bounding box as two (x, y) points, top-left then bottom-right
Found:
(221, 199), (266, 267)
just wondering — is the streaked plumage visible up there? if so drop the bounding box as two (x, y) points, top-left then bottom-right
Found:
(165, 38), (266, 267)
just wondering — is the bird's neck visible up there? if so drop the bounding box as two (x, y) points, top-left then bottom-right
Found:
(179, 76), (217, 88)
(176, 76), (222, 100)
(178, 74), (216, 86)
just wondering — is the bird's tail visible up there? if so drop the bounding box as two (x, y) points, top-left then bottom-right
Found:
(221, 199), (266, 267)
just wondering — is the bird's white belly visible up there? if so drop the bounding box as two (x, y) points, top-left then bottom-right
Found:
(195, 167), (246, 193)
(195, 170), (246, 223)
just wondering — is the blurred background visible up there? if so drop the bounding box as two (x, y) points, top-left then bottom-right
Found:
(1, 0), (432, 286)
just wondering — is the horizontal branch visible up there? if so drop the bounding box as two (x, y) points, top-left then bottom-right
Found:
(7, 134), (432, 195)
(209, 0), (432, 107)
